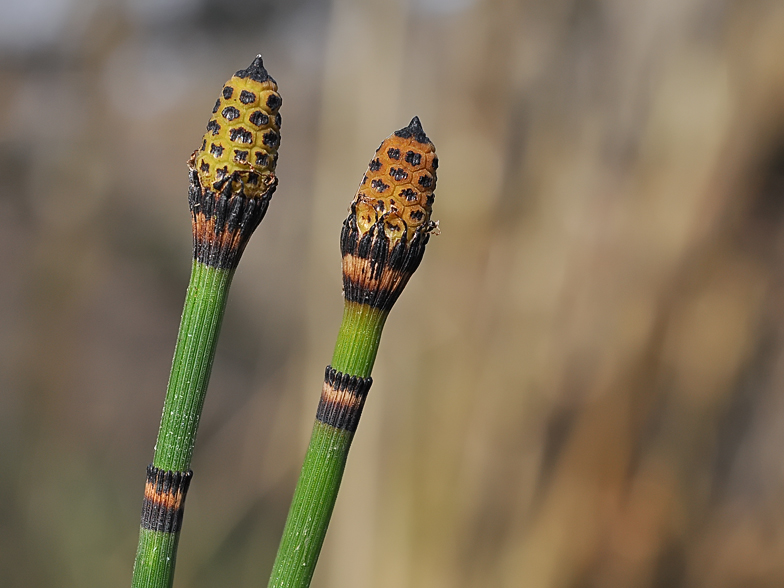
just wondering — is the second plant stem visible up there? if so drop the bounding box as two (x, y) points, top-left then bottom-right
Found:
(267, 302), (387, 588)
(267, 115), (438, 588)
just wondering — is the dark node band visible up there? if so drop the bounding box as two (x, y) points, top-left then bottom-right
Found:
(140, 465), (193, 533)
(316, 366), (373, 432)
(188, 169), (276, 269)
(340, 212), (431, 311)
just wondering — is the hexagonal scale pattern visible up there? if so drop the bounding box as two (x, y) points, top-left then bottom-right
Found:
(353, 117), (438, 243)
(193, 56), (282, 199)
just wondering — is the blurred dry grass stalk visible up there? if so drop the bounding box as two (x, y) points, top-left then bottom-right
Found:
(2, 0), (784, 587)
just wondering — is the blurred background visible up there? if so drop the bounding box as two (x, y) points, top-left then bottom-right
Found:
(2, 0), (784, 586)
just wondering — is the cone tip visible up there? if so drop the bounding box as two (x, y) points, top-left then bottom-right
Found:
(394, 116), (430, 144)
(235, 55), (274, 84)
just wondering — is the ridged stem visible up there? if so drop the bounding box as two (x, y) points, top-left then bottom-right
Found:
(267, 302), (388, 588)
(154, 260), (234, 470)
(268, 115), (437, 588)
(332, 301), (388, 377)
(131, 260), (234, 588)
(132, 528), (182, 588)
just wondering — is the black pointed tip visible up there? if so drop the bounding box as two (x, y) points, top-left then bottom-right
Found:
(395, 116), (430, 144)
(235, 55), (275, 84)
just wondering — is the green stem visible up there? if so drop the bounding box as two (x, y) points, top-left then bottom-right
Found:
(332, 301), (388, 377)
(266, 421), (353, 588)
(130, 54), (282, 588)
(268, 115), (437, 588)
(155, 260), (234, 470)
(267, 302), (387, 588)
(132, 529), (182, 588)
(131, 260), (234, 588)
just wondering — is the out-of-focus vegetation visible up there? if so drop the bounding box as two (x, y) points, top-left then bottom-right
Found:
(2, 1), (784, 587)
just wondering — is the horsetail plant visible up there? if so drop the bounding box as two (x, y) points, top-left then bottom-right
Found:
(267, 117), (438, 588)
(131, 56), (282, 588)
